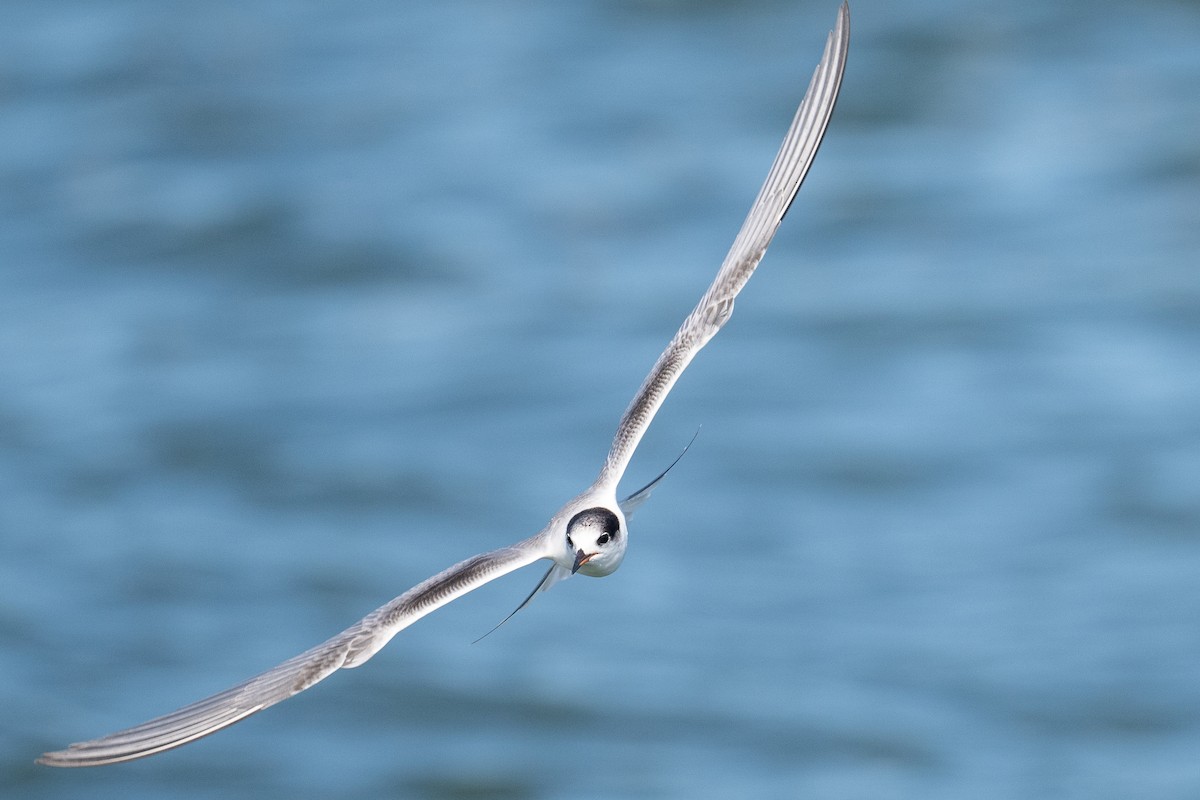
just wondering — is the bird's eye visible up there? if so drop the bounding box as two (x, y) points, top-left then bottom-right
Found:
(597, 533), (610, 545)
(566, 534), (574, 548)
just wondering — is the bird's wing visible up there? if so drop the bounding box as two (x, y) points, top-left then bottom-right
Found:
(37, 536), (551, 767)
(596, 2), (850, 489)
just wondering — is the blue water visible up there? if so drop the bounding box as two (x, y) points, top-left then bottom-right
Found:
(4, 0), (1199, 797)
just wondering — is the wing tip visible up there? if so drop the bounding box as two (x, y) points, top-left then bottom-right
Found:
(36, 746), (121, 769)
(35, 702), (267, 768)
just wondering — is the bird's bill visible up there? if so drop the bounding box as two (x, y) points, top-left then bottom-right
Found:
(571, 550), (594, 574)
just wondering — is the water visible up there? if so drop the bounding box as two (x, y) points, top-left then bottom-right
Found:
(4, 1), (1199, 797)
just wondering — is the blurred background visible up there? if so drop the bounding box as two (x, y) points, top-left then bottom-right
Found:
(3, 0), (1199, 797)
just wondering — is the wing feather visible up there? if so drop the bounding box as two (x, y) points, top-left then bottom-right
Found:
(37, 537), (549, 767)
(598, 2), (850, 488)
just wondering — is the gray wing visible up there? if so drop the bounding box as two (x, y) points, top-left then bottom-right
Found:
(37, 537), (550, 767)
(597, 2), (850, 489)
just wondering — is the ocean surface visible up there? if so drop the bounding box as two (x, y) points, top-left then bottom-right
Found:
(4, 1), (1199, 798)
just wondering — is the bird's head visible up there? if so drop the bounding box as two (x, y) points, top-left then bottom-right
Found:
(563, 506), (626, 577)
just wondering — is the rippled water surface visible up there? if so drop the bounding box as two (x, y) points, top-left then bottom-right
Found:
(4, 1), (1200, 798)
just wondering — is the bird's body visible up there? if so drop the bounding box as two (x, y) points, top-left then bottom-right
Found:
(38, 2), (850, 768)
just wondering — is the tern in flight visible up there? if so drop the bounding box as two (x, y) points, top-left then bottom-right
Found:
(39, 2), (849, 767)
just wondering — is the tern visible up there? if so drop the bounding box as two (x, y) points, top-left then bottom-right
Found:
(39, 2), (849, 767)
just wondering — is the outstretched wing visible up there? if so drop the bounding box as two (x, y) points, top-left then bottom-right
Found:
(38, 537), (551, 767)
(597, 2), (850, 489)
